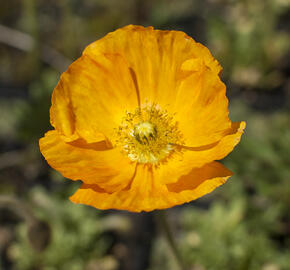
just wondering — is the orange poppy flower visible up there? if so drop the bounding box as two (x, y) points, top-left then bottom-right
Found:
(39, 25), (245, 212)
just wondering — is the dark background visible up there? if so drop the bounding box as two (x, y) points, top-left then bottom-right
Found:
(0, 0), (289, 269)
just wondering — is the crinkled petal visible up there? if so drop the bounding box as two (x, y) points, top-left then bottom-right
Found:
(174, 60), (231, 147)
(50, 53), (138, 143)
(84, 25), (221, 109)
(70, 162), (231, 212)
(39, 130), (135, 192)
(156, 121), (245, 184)
(49, 78), (78, 142)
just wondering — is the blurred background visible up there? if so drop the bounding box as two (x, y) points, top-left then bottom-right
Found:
(0, 0), (289, 269)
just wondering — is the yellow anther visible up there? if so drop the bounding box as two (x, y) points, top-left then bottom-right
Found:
(115, 104), (183, 164)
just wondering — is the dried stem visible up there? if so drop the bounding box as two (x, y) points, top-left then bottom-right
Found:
(0, 24), (71, 72)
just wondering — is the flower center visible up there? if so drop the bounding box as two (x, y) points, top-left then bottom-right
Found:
(115, 104), (182, 164)
(134, 121), (157, 144)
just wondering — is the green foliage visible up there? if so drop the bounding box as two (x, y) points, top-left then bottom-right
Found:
(180, 199), (289, 270)
(10, 186), (111, 270)
(207, 0), (289, 87)
(18, 69), (59, 141)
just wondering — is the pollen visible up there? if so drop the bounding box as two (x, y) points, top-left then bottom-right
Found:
(115, 104), (183, 164)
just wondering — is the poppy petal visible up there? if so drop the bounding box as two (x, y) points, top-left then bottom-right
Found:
(174, 62), (232, 147)
(70, 162), (231, 212)
(50, 53), (138, 143)
(156, 121), (245, 184)
(84, 25), (221, 109)
(39, 130), (135, 192)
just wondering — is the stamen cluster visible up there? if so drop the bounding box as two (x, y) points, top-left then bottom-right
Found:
(115, 104), (182, 164)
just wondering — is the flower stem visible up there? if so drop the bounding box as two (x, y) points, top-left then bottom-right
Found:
(155, 211), (187, 270)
